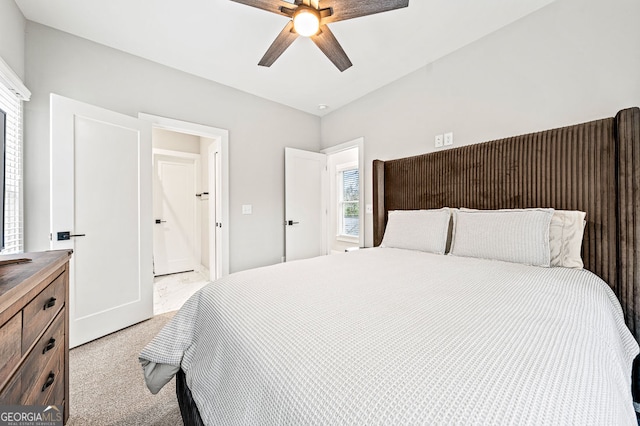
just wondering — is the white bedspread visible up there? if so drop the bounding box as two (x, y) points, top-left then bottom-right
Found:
(140, 248), (639, 425)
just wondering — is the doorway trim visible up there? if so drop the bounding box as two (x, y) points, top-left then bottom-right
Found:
(139, 113), (230, 278)
(322, 137), (365, 249)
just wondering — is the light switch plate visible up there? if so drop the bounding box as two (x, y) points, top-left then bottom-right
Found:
(444, 132), (454, 146)
(435, 134), (444, 148)
(242, 204), (252, 215)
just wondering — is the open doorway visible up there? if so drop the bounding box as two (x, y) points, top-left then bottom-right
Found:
(283, 138), (363, 261)
(150, 130), (211, 314)
(139, 114), (229, 314)
(139, 113), (229, 279)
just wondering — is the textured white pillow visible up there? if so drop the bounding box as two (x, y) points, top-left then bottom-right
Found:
(549, 210), (586, 268)
(381, 208), (451, 254)
(450, 208), (554, 266)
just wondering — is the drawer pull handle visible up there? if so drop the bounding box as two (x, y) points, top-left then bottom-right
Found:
(42, 372), (55, 392)
(43, 297), (57, 310)
(43, 337), (56, 354)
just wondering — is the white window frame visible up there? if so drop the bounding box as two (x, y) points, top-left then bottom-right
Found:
(336, 161), (359, 243)
(0, 56), (29, 254)
(322, 138), (364, 249)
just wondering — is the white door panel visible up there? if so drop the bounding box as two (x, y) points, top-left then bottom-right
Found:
(153, 155), (197, 276)
(285, 148), (327, 262)
(51, 94), (153, 348)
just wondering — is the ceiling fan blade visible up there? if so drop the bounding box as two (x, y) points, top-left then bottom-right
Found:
(258, 21), (299, 67)
(321, 0), (409, 24)
(229, 0), (295, 16)
(311, 25), (352, 72)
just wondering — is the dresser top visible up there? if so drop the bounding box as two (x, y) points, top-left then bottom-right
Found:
(0, 250), (72, 308)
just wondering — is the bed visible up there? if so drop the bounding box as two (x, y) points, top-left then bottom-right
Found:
(140, 107), (640, 425)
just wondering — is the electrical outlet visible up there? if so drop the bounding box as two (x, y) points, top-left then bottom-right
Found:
(242, 204), (252, 215)
(444, 132), (454, 146)
(365, 204), (373, 214)
(435, 134), (444, 148)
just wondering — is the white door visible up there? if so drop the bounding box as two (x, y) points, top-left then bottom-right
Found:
(284, 148), (327, 262)
(50, 94), (153, 348)
(153, 155), (197, 276)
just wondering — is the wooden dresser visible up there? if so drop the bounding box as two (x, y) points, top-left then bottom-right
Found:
(0, 250), (72, 424)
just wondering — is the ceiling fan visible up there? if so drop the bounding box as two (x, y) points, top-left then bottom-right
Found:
(230, 0), (410, 72)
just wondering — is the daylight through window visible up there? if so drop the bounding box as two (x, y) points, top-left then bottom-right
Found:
(0, 81), (23, 254)
(338, 168), (359, 238)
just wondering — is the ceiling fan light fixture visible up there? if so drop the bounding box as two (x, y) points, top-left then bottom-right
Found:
(233, 0), (410, 71)
(293, 7), (320, 37)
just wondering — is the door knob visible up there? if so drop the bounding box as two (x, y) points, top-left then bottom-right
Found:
(57, 231), (86, 240)
(155, 219), (167, 224)
(286, 220), (300, 226)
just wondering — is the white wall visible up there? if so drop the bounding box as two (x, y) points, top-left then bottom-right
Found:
(15, 0), (640, 268)
(320, 0), (640, 247)
(0, 0), (26, 80)
(152, 128), (200, 154)
(24, 22), (321, 273)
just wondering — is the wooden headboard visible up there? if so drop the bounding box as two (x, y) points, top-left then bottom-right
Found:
(373, 107), (640, 394)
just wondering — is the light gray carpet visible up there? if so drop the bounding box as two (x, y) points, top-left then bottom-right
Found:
(67, 312), (182, 426)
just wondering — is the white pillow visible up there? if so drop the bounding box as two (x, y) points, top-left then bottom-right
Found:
(381, 208), (451, 254)
(549, 210), (586, 268)
(450, 208), (554, 266)
(455, 208), (587, 267)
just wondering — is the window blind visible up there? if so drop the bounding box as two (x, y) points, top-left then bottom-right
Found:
(340, 169), (359, 237)
(0, 83), (23, 254)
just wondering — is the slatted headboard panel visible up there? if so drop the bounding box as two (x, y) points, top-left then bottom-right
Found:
(373, 107), (640, 393)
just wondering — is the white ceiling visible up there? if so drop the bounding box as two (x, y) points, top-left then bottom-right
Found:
(15, 0), (555, 116)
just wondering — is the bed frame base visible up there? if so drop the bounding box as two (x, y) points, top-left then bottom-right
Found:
(176, 368), (205, 426)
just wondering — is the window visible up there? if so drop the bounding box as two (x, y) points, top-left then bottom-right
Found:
(337, 166), (359, 239)
(0, 72), (24, 254)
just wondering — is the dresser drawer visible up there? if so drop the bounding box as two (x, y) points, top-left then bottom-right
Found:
(0, 369), (21, 405)
(22, 271), (65, 353)
(21, 341), (64, 406)
(0, 313), (21, 382)
(0, 250), (71, 424)
(46, 357), (65, 407)
(20, 310), (64, 400)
